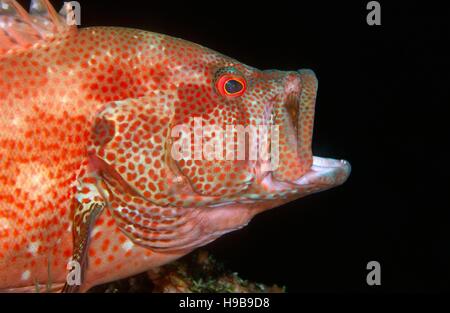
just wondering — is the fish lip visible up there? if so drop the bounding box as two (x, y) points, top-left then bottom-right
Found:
(292, 156), (351, 188)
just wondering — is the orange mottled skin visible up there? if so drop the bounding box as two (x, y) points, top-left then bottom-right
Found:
(0, 27), (191, 291)
(0, 2), (350, 292)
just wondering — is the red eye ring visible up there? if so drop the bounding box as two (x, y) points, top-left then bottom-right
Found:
(216, 74), (247, 98)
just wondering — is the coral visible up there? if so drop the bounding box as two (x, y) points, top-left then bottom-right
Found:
(89, 250), (285, 293)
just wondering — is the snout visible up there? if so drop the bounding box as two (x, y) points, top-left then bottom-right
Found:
(293, 69), (318, 165)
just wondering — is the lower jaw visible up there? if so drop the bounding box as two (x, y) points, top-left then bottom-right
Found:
(256, 156), (351, 196)
(293, 156), (351, 187)
(203, 157), (350, 213)
(191, 155), (352, 210)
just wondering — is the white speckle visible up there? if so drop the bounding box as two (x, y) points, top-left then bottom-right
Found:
(16, 163), (56, 201)
(0, 217), (11, 232)
(11, 116), (23, 127)
(173, 175), (183, 184)
(122, 241), (133, 252)
(27, 242), (40, 255)
(21, 270), (31, 281)
(90, 227), (101, 238)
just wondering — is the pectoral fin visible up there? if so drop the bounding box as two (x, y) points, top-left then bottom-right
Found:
(62, 170), (105, 293)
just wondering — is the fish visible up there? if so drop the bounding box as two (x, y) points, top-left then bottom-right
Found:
(0, 0), (350, 292)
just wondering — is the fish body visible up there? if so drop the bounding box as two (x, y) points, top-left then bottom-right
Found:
(0, 1), (350, 292)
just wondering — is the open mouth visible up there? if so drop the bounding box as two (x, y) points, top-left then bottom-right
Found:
(256, 156), (351, 199)
(294, 156), (351, 188)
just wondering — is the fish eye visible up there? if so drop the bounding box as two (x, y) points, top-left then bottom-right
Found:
(225, 79), (244, 94)
(215, 68), (247, 98)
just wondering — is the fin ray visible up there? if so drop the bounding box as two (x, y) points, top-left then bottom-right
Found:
(0, 0), (76, 54)
(30, 0), (65, 30)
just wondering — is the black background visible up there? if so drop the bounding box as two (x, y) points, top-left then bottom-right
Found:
(22, 0), (449, 292)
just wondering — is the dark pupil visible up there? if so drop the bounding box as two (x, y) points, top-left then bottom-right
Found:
(224, 79), (243, 94)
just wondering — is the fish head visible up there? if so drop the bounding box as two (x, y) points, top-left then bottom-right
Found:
(164, 48), (351, 208)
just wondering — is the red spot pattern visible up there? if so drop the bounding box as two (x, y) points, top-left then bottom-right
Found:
(0, 21), (317, 290)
